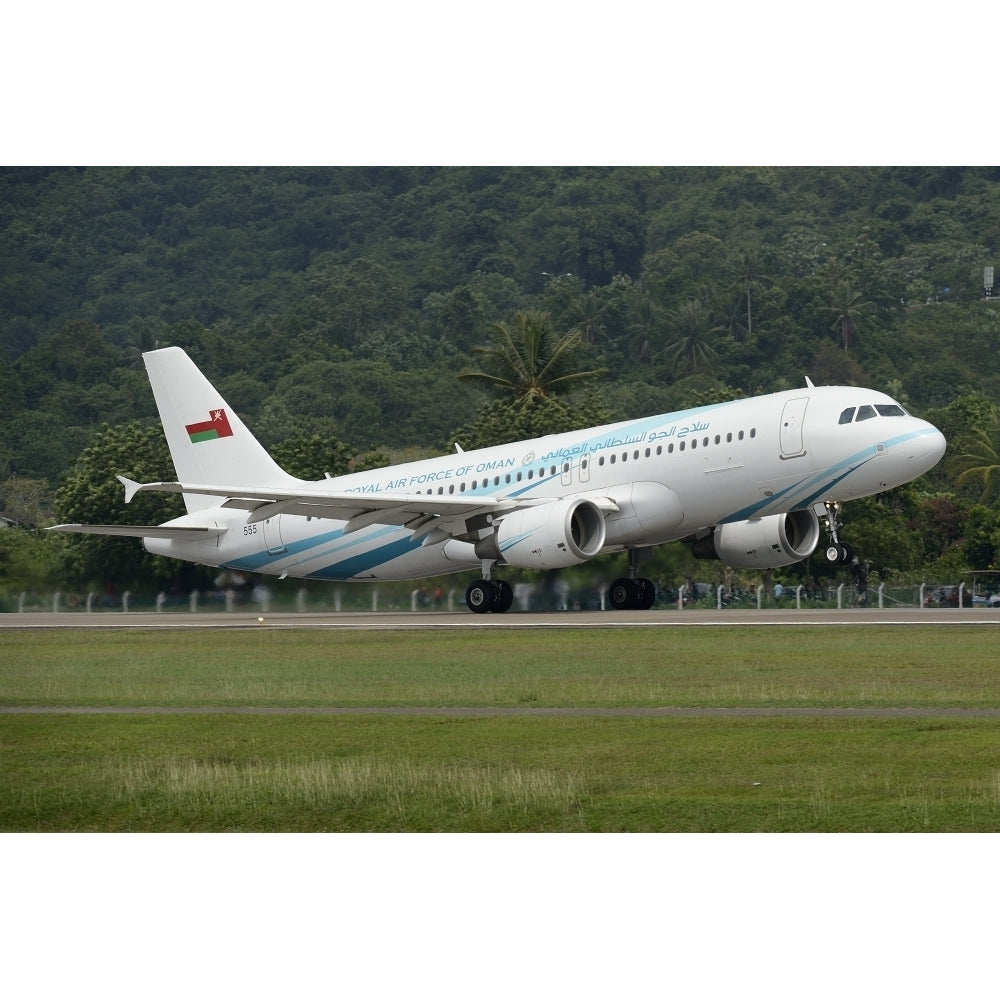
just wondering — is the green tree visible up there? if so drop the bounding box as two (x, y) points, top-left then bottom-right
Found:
(450, 390), (614, 452)
(729, 249), (770, 339)
(458, 310), (608, 410)
(53, 422), (197, 591)
(270, 435), (388, 479)
(947, 406), (1000, 503)
(662, 299), (722, 374)
(828, 280), (870, 352)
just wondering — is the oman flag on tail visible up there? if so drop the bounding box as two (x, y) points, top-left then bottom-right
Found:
(185, 408), (234, 444)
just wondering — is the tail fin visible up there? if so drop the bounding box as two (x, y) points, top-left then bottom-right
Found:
(143, 347), (303, 514)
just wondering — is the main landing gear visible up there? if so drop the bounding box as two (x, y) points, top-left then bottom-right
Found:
(608, 546), (657, 610)
(822, 501), (855, 565)
(465, 577), (514, 614)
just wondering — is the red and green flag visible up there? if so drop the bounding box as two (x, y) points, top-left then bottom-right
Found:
(185, 409), (234, 444)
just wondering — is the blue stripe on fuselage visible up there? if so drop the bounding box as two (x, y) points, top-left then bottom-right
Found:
(307, 533), (425, 580)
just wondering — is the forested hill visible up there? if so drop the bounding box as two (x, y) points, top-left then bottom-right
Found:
(5, 166), (1000, 485)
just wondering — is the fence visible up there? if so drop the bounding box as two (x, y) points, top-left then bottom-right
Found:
(3, 581), (995, 614)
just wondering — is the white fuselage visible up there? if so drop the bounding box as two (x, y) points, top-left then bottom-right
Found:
(145, 385), (945, 581)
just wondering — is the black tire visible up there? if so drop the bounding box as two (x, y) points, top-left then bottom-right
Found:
(635, 577), (656, 610)
(609, 578), (636, 610)
(466, 579), (496, 614)
(492, 579), (514, 613)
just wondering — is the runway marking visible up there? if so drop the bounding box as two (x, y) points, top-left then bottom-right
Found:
(4, 609), (1000, 631)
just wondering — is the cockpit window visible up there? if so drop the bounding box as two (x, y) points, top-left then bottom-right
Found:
(855, 405), (877, 421)
(876, 404), (907, 417)
(838, 407), (856, 425)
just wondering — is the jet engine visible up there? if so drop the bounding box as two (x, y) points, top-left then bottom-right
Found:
(477, 496), (607, 570)
(691, 509), (820, 569)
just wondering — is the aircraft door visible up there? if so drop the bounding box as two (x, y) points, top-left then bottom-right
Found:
(779, 397), (809, 458)
(262, 515), (286, 555)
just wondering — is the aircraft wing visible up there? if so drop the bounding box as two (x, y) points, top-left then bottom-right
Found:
(49, 524), (227, 539)
(116, 476), (600, 538)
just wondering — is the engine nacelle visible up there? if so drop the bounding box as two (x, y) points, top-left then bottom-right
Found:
(691, 509), (820, 569)
(478, 497), (607, 570)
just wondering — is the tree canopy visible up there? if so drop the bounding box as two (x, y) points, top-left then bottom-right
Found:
(5, 166), (1000, 588)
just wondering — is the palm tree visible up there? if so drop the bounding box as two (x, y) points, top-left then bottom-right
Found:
(458, 309), (608, 410)
(828, 280), (868, 352)
(662, 299), (722, 374)
(626, 295), (661, 364)
(730, 249), (769, 339)
(948, 407), (1000, 503)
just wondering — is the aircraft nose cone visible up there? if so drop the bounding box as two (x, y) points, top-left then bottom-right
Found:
(913, 425), (947, 472)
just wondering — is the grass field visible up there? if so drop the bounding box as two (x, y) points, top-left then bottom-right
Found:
(3, 626), (1000, 831)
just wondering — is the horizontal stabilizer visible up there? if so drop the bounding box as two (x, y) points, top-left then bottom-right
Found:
(49, 524), (227, 540)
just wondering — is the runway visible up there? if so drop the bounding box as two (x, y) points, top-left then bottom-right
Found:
(2, 607), (998, 630)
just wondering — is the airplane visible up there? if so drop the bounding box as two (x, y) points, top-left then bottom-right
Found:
(51, 346), (947, 613)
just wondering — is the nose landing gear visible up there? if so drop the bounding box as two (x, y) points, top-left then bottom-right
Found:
(822, 501), (855, 565)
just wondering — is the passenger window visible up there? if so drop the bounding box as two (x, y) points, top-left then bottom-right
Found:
(839, 408), (856, 425)
(856, 405), (876, 421)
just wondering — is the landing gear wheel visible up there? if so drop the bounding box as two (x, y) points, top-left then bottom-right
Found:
(610, 578), (655, 610)
(466, 579), (496, 614)
(635, 577), (656, 610)
(609, 578), (635, 610)
(825, 542), (855, 565)
(491, 579), (514, 613)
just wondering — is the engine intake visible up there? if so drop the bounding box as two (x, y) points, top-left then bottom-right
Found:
(692, 509), (820, 569)
(477, 497), (607, 570)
